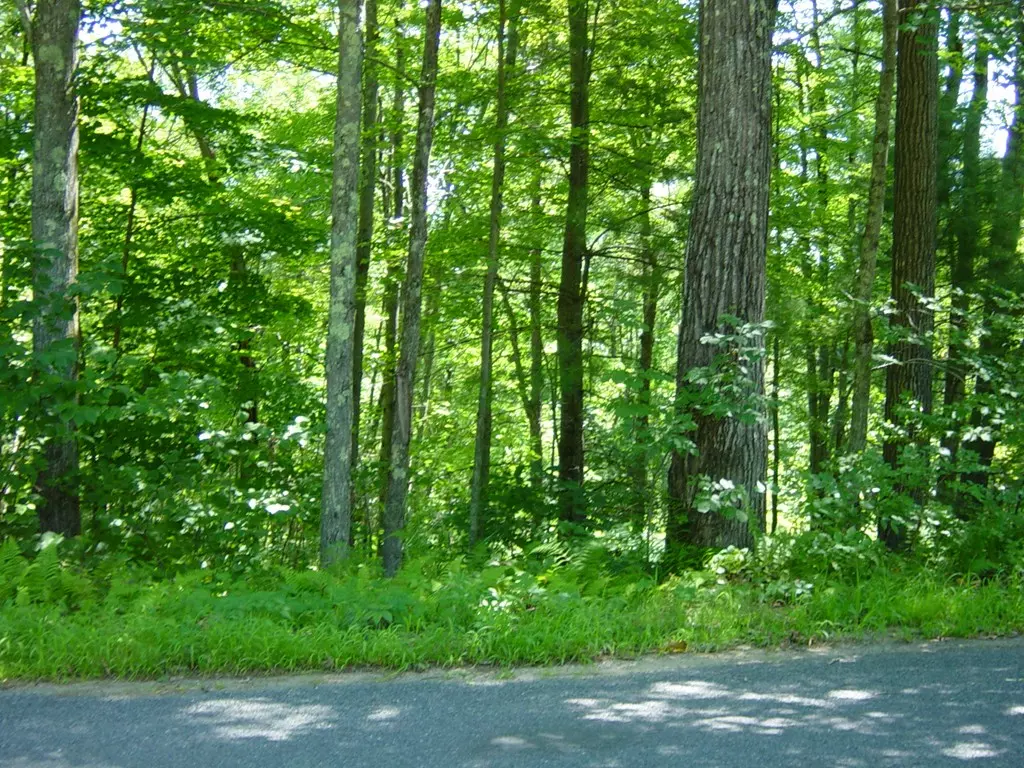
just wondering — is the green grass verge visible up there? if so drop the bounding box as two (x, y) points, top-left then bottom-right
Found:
(2, 557), (1023, 682)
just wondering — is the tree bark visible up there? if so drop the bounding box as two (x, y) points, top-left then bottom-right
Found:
(528, 171), (545, 490)
(469, 0), (521, 548)
(377, 7), (408, 514)
(848, 0), (897, 455)
(28, 0), (83, 537)
(350, 0), (380, 541)
(321, 0), (364, 566)
(942, 42), (987, 470)
(630, 178), (659, 529)
(382, 0), (442, 577)
(880, 0), (939, 551)
(665, 0), (775, 558)
(556, 0), (592, 527)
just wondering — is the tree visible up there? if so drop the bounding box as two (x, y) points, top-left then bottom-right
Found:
(350, 0), (381, 543)
(19, 0), (83, 536)
(321, 0), (365, 565)
(848, 0), (898, 454)
(382, 0), (442, 576)
(881, 0), (939, 550)
(469, 0), (522, 548)
(666, 0), (775, 557)
(556, 0), (593, 527)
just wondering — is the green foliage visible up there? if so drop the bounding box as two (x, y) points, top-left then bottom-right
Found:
(2, 550), (1023, 681)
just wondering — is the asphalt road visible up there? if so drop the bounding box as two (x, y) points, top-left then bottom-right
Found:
(1, 639), (1022, 767)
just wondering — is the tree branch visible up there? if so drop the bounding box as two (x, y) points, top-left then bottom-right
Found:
(14, 0), (33, 43)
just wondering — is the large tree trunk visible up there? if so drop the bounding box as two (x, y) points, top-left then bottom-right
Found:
(848, 0), (897, 454)
(556, 0), (592, 527)
(350, 0), (381, 541)
(381, 0), (442, 577)
(321, 0), (364, 565)
(469, 0), (521, 548)
(27, 0), (83, 537)
(665, 0), (775, 558)
(880, 0), (939, 551)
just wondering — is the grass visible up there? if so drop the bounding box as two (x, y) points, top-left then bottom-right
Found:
(2, 549), (1023, 682)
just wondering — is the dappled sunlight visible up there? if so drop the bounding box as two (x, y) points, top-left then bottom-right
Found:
(941, 742), (1005, 759)
(1, 642), (1021, 767)
(180, 697), (335, 742)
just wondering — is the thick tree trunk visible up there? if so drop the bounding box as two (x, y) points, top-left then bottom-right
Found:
(469, 0), (521, 548)
(556, 0), (592, 527)
(321, 0), (364, 566)
(848, 0), (897, 455)
(28, 0), (83, 537)
(665, 0), (775, 559)
(881, 0), (939, 551)
(382, 0), (442, 577)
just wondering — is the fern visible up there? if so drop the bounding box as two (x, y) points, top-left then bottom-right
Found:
(0, 538), (27, 603)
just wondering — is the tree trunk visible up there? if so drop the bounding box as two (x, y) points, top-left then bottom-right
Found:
(771, 334), (781, 534)
(321, 0), (364, 566)
(881, 0), (939, 551)
(350, 0), (381, 541)
(528, 172), (545, 490)
(556, 0), (592, 527)
(848, 0), (897, 455)
(941, 43), (987, 473)
(377, 10), (408, 514)
(28, 0), (83, 537)
(665, 0), (775, 558)
(964, 15), (1023, 491)
(382, 0), (442, 577)
(630, 178), (659, 529)
(469, 0), (521, 548)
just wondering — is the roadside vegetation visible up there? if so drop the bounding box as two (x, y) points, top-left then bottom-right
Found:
(3, 531), (1023, 681)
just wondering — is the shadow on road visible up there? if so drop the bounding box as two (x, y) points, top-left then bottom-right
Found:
(1, 640), (1022, 767)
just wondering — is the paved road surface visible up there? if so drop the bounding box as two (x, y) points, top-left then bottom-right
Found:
(2, 639), (1022, 767)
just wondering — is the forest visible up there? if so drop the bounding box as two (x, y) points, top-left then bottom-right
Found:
(1, 0), (1023, 680)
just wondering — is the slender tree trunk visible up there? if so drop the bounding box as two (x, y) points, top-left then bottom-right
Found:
(112, 92), (152, 354)
(630, 178), (659, 529)
(881, 0), (939, 551)
(26, 0), (83, 537)
(665, 0), (775, 559)
(497, 278), (535, 436)
(528, 172), (545, 490)
(350, 0), (381, 540)
(469, 0), (521, 548)
(321, 0), (364, 565)
(964, 16), (1023, 490)
(848, 0), (897, 455)
(556, 0), (592, 527)
(771, 334), (781, 534)
(377, 11), (408, 512)
(382, 0), (442, 577)
(941, 43), (987, 473)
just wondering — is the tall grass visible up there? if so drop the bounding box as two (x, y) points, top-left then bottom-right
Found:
(2, 543), (1022, 681)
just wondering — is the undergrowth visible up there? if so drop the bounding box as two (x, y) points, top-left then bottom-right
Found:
(1, 536), (1023, 682)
